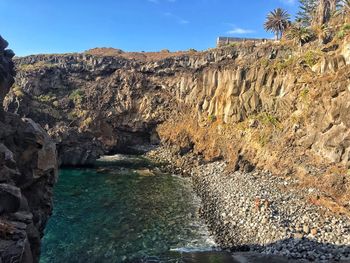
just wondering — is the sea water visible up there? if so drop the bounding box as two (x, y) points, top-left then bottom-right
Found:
(40, 155), (235, 263)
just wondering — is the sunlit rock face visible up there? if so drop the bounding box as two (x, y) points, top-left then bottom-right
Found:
(342, 39), (350, 64)
(6, 44), (289, 165)
(8, 42), (350, 170)
(0, 35), (58, 263)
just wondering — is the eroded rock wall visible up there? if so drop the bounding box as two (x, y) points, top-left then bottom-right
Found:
(6, 40), (350, 202)
(6, 44), (292, 165)
(6, 54), (183, 165)
(161, 49), (350, 167)
(0, 36), (58, 263)
(156, 41), (350, 206)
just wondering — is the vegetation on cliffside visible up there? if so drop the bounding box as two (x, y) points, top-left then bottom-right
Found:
(5, 0), (350, 218)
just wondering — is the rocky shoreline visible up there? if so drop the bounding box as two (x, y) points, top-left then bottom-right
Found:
(146, 146), (350, 262)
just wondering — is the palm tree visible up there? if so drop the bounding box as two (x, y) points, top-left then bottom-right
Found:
(341, 0), (350, 14)
(336, 0), (350, 22)
(286, 23), (313, 46)
(264, 8), (291, 40)
(311, 24), (331, 43)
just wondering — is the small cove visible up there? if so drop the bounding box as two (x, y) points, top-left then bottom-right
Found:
(40, 155), (236, 263)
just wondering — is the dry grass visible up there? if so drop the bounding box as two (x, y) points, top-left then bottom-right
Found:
(309, 196), (350, 217)
(158, 93), (350, 215)
(85, 47), (191, 61)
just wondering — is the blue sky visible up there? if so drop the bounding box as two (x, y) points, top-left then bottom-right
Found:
(0, 0), (298, 56)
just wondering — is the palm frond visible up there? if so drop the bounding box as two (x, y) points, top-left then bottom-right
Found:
(264, 8), (291, 40)
(286, 24), (314, 45)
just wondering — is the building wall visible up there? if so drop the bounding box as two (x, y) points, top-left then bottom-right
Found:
(216, 37), (268, 47)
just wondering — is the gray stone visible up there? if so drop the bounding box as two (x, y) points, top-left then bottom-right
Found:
(4, 49), (15, 59)
(0, 35), (8, 50)
(0, 184), (21, 214)
(303, 225), (310, 234)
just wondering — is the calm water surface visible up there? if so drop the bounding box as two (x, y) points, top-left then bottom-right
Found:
(40, 155), (235, 263)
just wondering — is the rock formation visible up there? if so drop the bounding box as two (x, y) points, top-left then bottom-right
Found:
(0, 35), (58, 263)
(5, 39), (350, 209)
(5, 46), (284, 165)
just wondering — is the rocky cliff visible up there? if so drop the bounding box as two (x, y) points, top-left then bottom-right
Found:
(0, 36), (57, 263)
(5, 45), (288, 165)
(6, 53), (184, 166)
(6, 40), (350, 209)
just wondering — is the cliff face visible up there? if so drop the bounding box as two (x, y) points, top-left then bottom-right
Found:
(161, 44), (350, 166)
(6, 45), (289, 166)
(6, 41), (350, 206)
(6, 54), (184, 166)
(0, 36), (58, 263)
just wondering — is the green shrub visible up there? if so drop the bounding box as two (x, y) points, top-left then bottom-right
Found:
(302, 51), (321, 67)
(258, 133), (269, 147)
(273, 56), (296, 72)
(274, 60), (286, 72)
(285, 24), (313, 46)
(300, 88), (310, 102)
(12, 85), (25, 97)
(18, 61), (56, 71)
(337, 24), (350, 39)
(260, 58), (270, 67)
(343, 24), (350, 31)
(80, 117), (93, 129)
(68, 109), (89, 121)
(338, 30), (346, 39)
(259, 113), (279, 127)
(69, 89), (84, 105)
(36, 93), (57, 103)
(208, 114), (217, 122)
(52, 101), (59, 107)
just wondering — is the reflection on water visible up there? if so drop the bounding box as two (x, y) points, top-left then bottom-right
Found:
(40, 155), (236, 263)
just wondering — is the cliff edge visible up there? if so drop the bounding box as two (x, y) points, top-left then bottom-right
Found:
(0, 36), (58, 263)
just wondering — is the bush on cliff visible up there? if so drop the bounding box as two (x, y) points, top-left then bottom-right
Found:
(12, 85), (24, 97)
(69, 89), (84, 105)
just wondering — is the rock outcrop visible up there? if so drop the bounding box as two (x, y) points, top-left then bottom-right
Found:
(5, 44), (290, 166)
(0, 36), (58, 263)
(5, 53), (182, 166)
(5, 40), (350, 207)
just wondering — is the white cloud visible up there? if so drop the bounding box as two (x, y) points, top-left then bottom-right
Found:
(164, 12), (189, 24)
(227, 27), (255, 35)
(179, 19), (189, 24)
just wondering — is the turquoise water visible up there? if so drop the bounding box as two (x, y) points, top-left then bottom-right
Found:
(40, 155), (234, 263)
